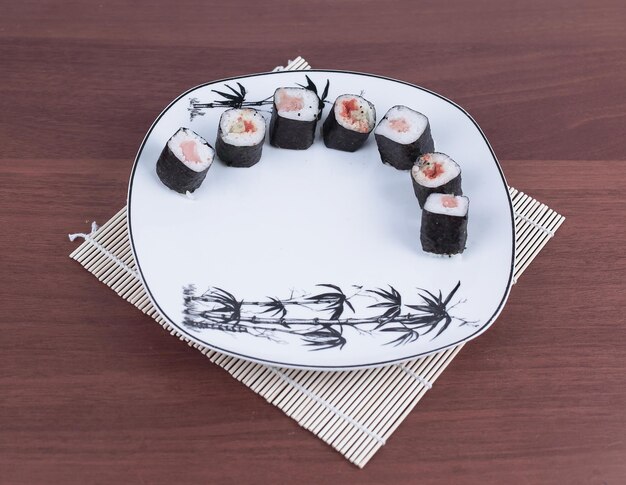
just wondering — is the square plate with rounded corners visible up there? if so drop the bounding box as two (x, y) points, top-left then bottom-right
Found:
(128, 70), (514, 370)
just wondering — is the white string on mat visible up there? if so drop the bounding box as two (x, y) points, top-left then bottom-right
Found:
(68, 221), (99, 241)
(515, 211), (555, 236)
(397, 363), (433, 389)
(68, 222), (139, 279)
(267, 367), (387, 446)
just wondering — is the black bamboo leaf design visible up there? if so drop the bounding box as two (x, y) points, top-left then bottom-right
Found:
(211, 90), (239, 101)
(260, 297), (287, 319)
(306, 283), (355, 320)
(189, 82), (273, 120)
(296, 75), (330, 116)
(296, 75), (317, 93)
(302, 324), (346, 351)
(320, 80), (330, 104)
(210, 82), (247, 108)
(189, 77), (331, 121)
(182, 281), (475, 351)
(196, 287), (243, 323)
(367, 286), (402, 328)
(380, 326), (420, 346)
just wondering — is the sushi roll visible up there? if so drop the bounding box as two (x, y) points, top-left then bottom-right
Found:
(269, 87), (320, 150)
(411, 152), (463, 208)
(374, 106), (434, 170)
(216, 108), (265, 167)
(156, 127), (214, 194)
(322, 94), (376, 152)
(420, 194), (469, 255)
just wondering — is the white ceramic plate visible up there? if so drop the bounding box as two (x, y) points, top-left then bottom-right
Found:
(128, 70), (514, 369)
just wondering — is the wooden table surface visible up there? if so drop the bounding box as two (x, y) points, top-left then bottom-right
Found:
(1, 1), (625, 483)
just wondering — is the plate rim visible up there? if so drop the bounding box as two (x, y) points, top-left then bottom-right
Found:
(127, 69), (516, 370)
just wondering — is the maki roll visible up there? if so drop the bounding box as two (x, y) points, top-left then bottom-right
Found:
(322, 94), (376, 152)
(269, 87), (320, 150)
(156, 128), (214, 194)
(411, 152), (462, 208)
(420, 194), (469, 256)
(374, 106), (434, 170)
(216, 108), (265, 167)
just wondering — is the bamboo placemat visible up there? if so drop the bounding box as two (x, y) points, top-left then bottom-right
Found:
(68, 57), (565, 468)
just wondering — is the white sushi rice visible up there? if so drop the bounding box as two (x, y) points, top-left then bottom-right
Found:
(168, 128), (214, 172)
(219, 108), (266, 146)
(274, 87), (319, 122)
(411, 152), (460, 188)
(424, 193), (469, 217)
(374, 105), (428, 144)
(333, 94), (375, 133)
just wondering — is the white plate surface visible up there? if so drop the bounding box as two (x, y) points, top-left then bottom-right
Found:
(128, 70), (514, 369)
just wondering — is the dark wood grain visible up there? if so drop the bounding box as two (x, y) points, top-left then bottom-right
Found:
(1, 1), (625, 483)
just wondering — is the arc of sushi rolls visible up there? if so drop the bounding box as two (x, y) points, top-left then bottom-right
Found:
(420, 194), (469, 255)
(269, 87), (320, 150)
(322, 94), (376, 152)
(374, 105), (434, 170)
(156, 128), (214, 194)
(411, 152), (463, 208)
(216, 108), (266, 167)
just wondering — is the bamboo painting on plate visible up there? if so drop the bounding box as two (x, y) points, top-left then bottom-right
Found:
(182, 282), (478, 351)
(128, 70), (514, 369)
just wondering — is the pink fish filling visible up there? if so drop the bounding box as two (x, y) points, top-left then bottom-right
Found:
(180, 140), (202, 164)
(277, 92), (304, 112)
(339, 98), (370, 133)
(388, 117), (410, 133)
(441, 195), (458, 208)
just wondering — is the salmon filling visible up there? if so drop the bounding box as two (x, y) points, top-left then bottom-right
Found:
(277, 92), (304, 112)
(340, 98), (359, 118)
(422, 161), (444, 179)
(388, 117), (410, 133)
(339, 98), (370, 133)
(180, 140), (202, 164)
(441, 195), (459, 208)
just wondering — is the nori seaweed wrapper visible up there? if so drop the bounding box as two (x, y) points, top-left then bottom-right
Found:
(215, 126), (263, 168)
(269, 111), (317, 150)
(412, 173), (463, 208)
(375, 124), (434, 170)
(420, 209), (468, 255)
(322, 98), (375, 152)
(156, 137), (212, 194)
